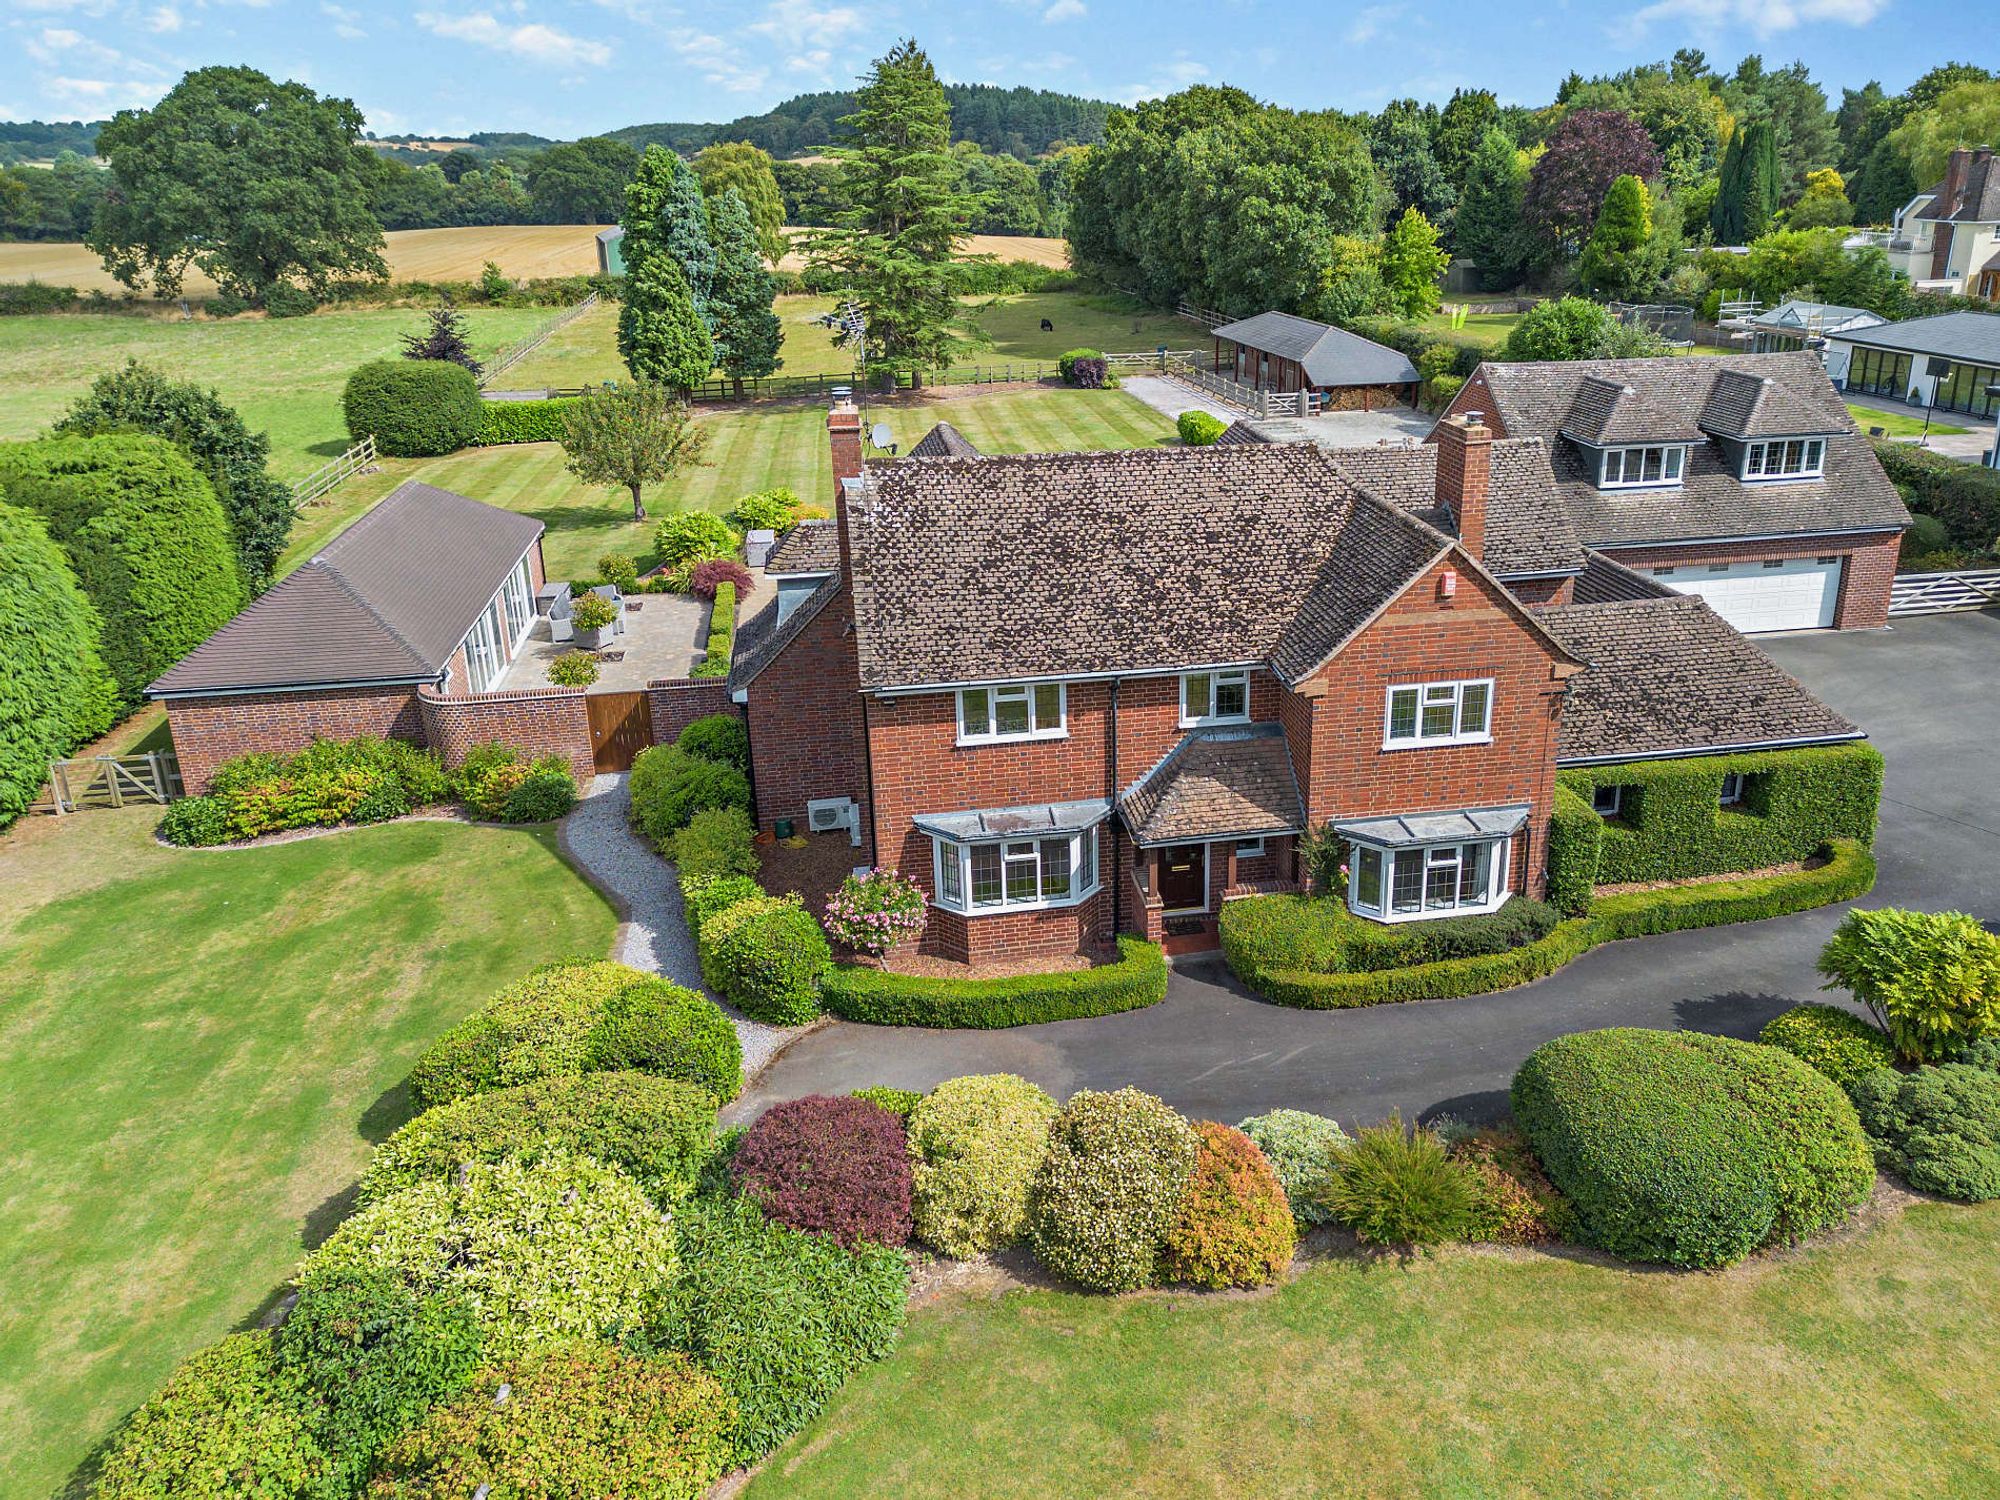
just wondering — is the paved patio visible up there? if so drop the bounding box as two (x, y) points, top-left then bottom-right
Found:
(498, 592), (708, 692)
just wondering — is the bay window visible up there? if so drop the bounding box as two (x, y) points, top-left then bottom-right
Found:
(958, 681), (1066, 744)
(1348, 837), (1511, 921)
(1384, 679), (1492, 748)
(1181, 667), (1251, 727)
(932, 821), (1100, 914)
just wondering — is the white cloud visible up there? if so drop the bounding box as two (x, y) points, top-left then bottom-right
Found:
(1115, 58), (1207, 106)
(1344, 4), (1396, 43)
(29, 27), (137, 68)
(1042, 0), (1085, 20)
(415, 10), (613, 67)
(144, 5), (182, 33)
(322, 3), (366, 38)
(45, 76), (168, 110)
(1616, 0), (1886, 38)
(742, 0), (868, 81)
(670, 28), (771, 93)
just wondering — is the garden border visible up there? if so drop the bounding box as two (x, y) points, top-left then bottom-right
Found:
(820, 935), (1169, 1028)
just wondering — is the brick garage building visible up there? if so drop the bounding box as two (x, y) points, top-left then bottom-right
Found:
(731, 401), (1865, 964)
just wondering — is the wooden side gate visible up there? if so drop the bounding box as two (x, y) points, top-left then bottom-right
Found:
(586, 691), (654, 772)
(36, 753), (182, 813)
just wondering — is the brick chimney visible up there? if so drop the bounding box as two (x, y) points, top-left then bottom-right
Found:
(1942, 147), (1973, 215)
(1435, 411), (1493, 564)
(828, 398), (864, 574)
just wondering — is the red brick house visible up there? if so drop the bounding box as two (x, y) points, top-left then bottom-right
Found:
(730, 398), (1865, 963)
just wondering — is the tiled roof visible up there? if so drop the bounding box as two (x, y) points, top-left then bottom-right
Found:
(1572, 549), (1678, 604)
(1699, 367), (1839, 439)
(1210, 311), (1421, 387)
(1561, 375), (1705, 445)
(1836, 311), (2000, 363)
(728, 570), (843, 692)
(905, 421), (981, 459)
(1331, 439), (1587, 579)
(1214, 420), (1273, 446)
(1119, 724), (1305, 845)
(1541, 596), (1862, 763)
(765, 519), (839, 575)
(1472, 353), (1908, 547)
(1912, 153), (2000, 224)
(150, 482), (542, 696)
(844, 444), (1457, 691)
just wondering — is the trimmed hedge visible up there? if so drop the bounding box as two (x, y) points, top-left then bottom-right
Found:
(1027, 1087), (1200, 1292)
(691, 580), (737, 678)
(1557, 743), (1883, 884)
(820, 935), (1168, 1028)
(1178, 409), (1227, 445)
(475, 396), (577, 445)
(1255, 919), (1599, 1009)
(1546, 783), (1601, 916)
(342, 358), (484, 457)
(729, 1093), (914, 1248)
(630, 742), (752, 845)
(1587, 840), (1877, 938)
(680, 872), (764, 941)
(667, 805), (758, 880)
(908, 1073), (1059, 1257)
(676, 712), (749, 770)
(1760, 1004), (1898, 1094)
(698, 894), (830, 1025)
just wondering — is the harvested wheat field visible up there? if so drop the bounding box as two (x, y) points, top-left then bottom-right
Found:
(774, 229), (1068, 272)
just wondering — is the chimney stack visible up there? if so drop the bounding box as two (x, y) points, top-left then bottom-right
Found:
(1942, 147), (1973, 214)
(1435, 411), (1492, 564)
(827, 398), (864, 575)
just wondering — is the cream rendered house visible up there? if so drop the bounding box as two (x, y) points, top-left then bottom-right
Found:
(1888, 146), (2000, 301)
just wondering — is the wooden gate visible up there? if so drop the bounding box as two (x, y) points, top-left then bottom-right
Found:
(586, 691), (653, 772)
(35, 753), (182, 813)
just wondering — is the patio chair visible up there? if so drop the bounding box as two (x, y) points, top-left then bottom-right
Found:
(547, 595), (574, 644)
(591, 584), (628, 637)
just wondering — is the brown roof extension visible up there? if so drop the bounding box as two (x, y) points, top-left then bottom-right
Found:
(905, 421), (981, 460)
(1571, 549), (1678, 604)
(1118, 723), (1305, 845)
(1542, 595), (1861, 763)
(765, 518), (839, 575)
(150, 481), (543, 696)
(1331, 439), (1586, 579)
(729, 570), (843, 693)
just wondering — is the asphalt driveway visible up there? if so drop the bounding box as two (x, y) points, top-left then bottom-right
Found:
(729, 610), (2000, 1129)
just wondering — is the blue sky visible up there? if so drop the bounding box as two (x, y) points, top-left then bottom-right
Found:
(0, 0), (1955, 140)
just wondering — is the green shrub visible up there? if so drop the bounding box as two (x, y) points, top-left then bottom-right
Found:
(1556, 743), (1883, 884)
(851, 1085), (925, 1119)
(474, 396), (577, 445)
(821, 936), (1168, 1028)
(93, 1331), (326, 1499)
(692, 581), (737, 677)
(1027, 1087), (1201, 1292)
(168, 736), (450, 843)
(545, 649), (599, 687)
(598, 552), (640, 592)
(409, 959), (740, 1110)
(1237, 1108), (1350, 1227)
(908, 1073), (1058, 1257)
(699, 894), (829, 1025)
(730, 486), (801, 532)
(273, 1268), (484, 1497)
(568, 589), (617, 631)
(679, 872), (765, 942)
(668, 805), (758, 879)
(1218, 894), (1351, 981)
(1872, 436), (2000, 555)
(654, 510), (737, 569)
(341, 358), (484, 457)
(299, 1153), (676, 1355)
(1546, 783), (1602, 915)
(1178, 409), (1227, 445)
(0, 434), (244, 708)
(156, 793), (232, 847)
(451, 743), (576, 822)
(639, 1195), (907, 1466)
(360, 1072), (719, 1206)
(365, 1342), (734, 1499)
(630, 743), (752, 844)
(1589, 840), (1876, 937)
(1256, 919), (1598, 1008)
(675, 712), (749, 770)
(1160, 1121), (1297, 1287)
(1851, 1065), (2000, 1201)
(1818, 907), (2000, 1063)
(1759, 1004), (1898, 1093)
(1340, 898), (1561, 971)
(1057, 347), (1103, 384)
(1512, 1028), (1873, 1267)
(1315, 1116), (1482, 1248)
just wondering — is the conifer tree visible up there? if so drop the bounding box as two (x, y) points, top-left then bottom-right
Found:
(622, 145), (717, 322)
(617, 256), (714, 392)
(1579, 174), (1655, 300)
(706, 188), (783, 397)
(1378, 208), (1449, 318)
(400, 295), (482, 375)
(1455, 127), (1530, 286)
(1712, 120), (1780, 244)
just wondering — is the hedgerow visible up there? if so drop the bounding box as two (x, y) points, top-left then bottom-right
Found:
(475, 397), (576, 445)
(907, 1073), (1059, 1257)
(729, 1093), (914, 1248)
(1159, 1122), (1297, 1287)
(1027, 1088), (1200, 1292)
(342, 358), (484, 457)
(820, 935), (1168, 1028)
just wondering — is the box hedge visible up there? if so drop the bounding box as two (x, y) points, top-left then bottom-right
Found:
(476, 396), (577, 445)
(691, 581), (737, 678)
(342, 358), (485, 457)
(1178, 409), (1227, 445)
(1546, 783), (1602, 916)
(820, 935), (1168, 1028)
(699, 893), (830, 1025)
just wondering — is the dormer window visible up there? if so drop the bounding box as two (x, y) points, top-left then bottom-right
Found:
(1742, 438), (1825, 481)
(1598, 445), (1686, 488)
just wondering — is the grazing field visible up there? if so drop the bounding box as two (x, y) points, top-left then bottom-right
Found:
(287, 385), (1177, 580)
(747, 1203), (2000, 1499)
(0, 808), (616, 1500)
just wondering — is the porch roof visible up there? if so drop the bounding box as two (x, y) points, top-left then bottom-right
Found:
(1333, 803), (1529, 848)
(913, 797), (1111, 842)
(1119, 723), (1306, 847)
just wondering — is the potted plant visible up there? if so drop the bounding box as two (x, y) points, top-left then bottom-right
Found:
(570, 590), (617, 649)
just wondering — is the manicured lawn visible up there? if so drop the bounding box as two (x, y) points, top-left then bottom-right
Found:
(748, 1202), (2000, 1499)
(0, 809), (615, 1500)
(1848, 403), (1970, 438)
(1419, 306), (1525, 350)
(964, 291), (1203, 361)
(498, 293), (862, 390)
(283, 385), (1177, 580)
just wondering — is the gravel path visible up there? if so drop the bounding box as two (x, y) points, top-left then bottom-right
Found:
(559, 772), (801, 1078)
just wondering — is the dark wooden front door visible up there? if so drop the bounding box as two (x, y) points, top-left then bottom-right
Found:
(587, 690), (653, 772)
(1158, 842), (1208, 913)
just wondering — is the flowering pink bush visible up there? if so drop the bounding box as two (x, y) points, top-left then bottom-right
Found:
(823, 868), (926, 957)
(690, 558), (753, 600)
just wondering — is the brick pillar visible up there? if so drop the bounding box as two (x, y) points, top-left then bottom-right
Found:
(1434, 411), (1493, 563)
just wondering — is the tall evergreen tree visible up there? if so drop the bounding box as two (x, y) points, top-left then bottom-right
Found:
(807, 40), (977, 379)
(706, 188), (783, 396)
(1712, 119), (1779, 243)
(622, 145), (716, 322)
(1455, 127), (1529, 284)
(399, 296), (482, 375)
(1578, 174), (1655, 300)
(694, 142), (788, 264)
(617, 256), (714, 394)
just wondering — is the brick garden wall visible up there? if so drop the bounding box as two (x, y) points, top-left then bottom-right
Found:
(418, 686), (595, 782)
(166, 685), (426, 794)
(647, 679), (735, 744)
(1598, 532), (1902, 631)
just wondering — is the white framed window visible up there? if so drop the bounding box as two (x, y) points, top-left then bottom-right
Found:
(1384, 679), (1492, 749)
(1235, 836), (1266, 858)
(957, 682), (1066, 745)
(931, 821), (1100, 915)
(1743, 438), (1825, 481)
(1180, 668), (1251, 727)
(1599, 445), (1687, 488)
(1719, 771), (1746, 806)
(1347, 837), (1511, 922)
(1591, 784), (1624, 817)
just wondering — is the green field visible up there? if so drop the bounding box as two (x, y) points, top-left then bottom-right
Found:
(1848, 403), (1970, 438)
(285, 385), (1177, 580)
(1418, 305), (1525, 350)
(0, 809), (616, 1500)
(748, 1202), (2000, 1499)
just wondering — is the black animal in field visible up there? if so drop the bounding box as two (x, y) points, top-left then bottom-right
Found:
(1040, 318), (1054, 332)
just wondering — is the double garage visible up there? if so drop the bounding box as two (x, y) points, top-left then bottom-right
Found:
(1647, 554), (1844, 634)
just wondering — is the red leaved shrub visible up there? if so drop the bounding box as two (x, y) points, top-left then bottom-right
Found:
(729, 1094), (914, 1248)
(1159, 1122), (1297, 1289)
(690, 558), (754, 600)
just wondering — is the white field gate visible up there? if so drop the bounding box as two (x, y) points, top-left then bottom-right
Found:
(1889, 569), (2000, 617)
(35, 753), (182, 814)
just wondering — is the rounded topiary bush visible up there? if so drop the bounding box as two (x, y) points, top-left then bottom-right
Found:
(642, 1195), (908, 1466)
(1160, 1122), (1297, 1288)
(585, 976), (744, 1100)
(731, 1093), (914, 1247)
(699, 894), (830, 1026)
(630, 743), (753, 845)
(1238, 1108), (1351, 1226)
(669, 806), (759, 881)
(359, 1071), (719, 1207)
(680, 872), (765, 941)
(676, 712), (750, 771)
(1027, 1087), (1201, 1291)
(1512, 1028), (1874, 1268)
(1851, 1064), (2000, 1201)
(364, 1342), (735, 1500)
(907, 1073), (1058, 1257)
(1178, 409), (1227, 446)
(299, 1152), (677, 1354)
(342, 358), (484, 457)
(1760, 1003), (1898, 1093)
(92, 1332), (326, 1500)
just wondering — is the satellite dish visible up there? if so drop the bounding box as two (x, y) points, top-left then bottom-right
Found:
(870, 422), (894, 450)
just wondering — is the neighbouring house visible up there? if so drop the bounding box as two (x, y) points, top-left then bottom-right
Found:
(727, 399), (1868, 962)
(1209, 311), (1421, 412)
(1887, 146), (2000, 300)
(1824, 310), (2000, 425)
(1440, 352), (1910, 633)
(1732, 299), (1887, 383)
(150, 480), (731, 792)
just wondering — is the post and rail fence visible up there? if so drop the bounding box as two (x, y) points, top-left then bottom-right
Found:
(1160, 355), (1300, 418)
(291, 435), (377, 510)
(1888, 568), (2000, 617)
(479, 292), (600, 388)
(34, 753), (182, 814)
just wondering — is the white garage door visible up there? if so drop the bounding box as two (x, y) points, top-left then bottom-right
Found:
(1653, 557), (1842, 633)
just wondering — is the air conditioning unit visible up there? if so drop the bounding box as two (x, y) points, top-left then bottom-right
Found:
(806, 796), (861, 847)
